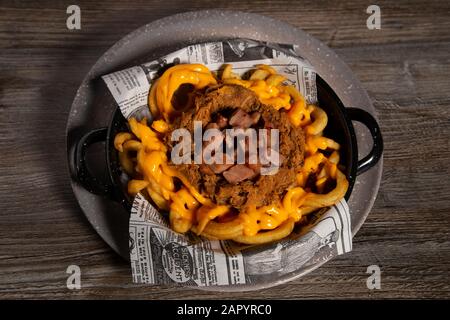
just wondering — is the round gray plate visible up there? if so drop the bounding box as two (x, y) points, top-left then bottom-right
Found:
(66, 10), (382, 291)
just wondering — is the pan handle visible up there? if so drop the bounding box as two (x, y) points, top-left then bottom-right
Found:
(347, 108), (383, 175)
(73, 128), (114, 197)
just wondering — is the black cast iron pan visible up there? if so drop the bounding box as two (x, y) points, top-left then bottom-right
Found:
(72, 75), (383, 212)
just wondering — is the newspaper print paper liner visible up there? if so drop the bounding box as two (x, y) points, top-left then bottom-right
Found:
(102, 39), (352, 287)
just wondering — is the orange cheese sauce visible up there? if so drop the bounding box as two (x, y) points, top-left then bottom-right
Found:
(115, 63), (348, 242)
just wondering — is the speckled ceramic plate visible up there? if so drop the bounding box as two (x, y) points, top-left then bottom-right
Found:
(66, 10), (383, 291)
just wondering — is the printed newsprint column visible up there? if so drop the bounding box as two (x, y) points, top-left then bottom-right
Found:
(102, 39), (352, 287)
(102, 66), (150, 119)
(129, 193), (246, 286)
(102, 39), (318, 121)
(129, 194), (351, 286)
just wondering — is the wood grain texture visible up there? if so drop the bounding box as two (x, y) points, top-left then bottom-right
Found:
(1, 0), (449, 299)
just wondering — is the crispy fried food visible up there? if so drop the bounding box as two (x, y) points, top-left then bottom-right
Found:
(167, 85), (305, 210)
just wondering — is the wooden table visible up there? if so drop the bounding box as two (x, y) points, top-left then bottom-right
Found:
(1, 0), (449, 299)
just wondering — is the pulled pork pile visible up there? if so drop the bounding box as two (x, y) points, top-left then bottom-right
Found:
(167, 84), (305, 210)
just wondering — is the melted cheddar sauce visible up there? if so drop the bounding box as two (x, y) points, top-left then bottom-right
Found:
(115, 63), (349, 242)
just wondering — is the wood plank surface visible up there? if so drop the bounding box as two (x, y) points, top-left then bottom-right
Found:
(0, 0), (449, 299)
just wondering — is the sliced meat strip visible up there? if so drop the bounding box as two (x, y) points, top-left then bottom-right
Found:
(223, 165), (256, 184)
(210, 163), (234, 174)
(229, 109), (254, 129)
(247, 162), (261, 174)
(202, 153), (234, 174)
